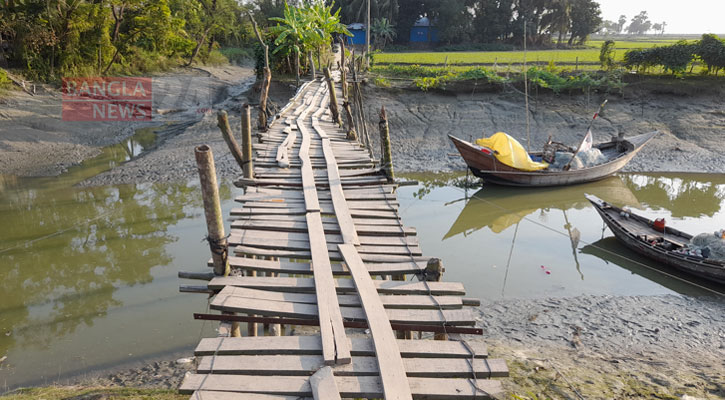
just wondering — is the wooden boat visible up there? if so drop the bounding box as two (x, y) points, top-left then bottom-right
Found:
(449, 131), (658, 187)
(586, 194), (725, 284)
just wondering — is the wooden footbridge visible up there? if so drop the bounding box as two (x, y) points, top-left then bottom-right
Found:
(179, 69), (507, 399)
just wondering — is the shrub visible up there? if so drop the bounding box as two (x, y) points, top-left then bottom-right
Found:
(0, 69), (12, 87)
(374, 77), (391, 87)
(219, 47), (253, 65)
(696, 34), (725, 75)
(599, 40), (616, 70)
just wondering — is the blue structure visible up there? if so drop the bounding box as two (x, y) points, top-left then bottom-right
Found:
(346, 23), (366, 46)
(409, 17), (439, 44)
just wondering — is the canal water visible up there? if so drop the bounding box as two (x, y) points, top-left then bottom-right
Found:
(1, 147), (723, 390)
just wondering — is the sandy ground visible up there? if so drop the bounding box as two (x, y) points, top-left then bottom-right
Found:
(2, 73), (725, 398)
(361, 79), (725, 174)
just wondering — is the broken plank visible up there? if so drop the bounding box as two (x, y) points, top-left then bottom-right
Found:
(310, 366), (341, 400)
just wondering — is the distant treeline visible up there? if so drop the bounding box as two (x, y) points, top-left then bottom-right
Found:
(620, 35), (725, 75)
(338, 0), (603, 48)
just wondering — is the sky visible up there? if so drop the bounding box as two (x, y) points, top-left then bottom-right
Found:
(598, 0), (724, 34)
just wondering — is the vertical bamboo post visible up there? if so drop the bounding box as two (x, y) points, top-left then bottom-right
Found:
(575, 56), (579, 71)
(241, 104), (254, 179)
(340, 38), (348, 100)
(195, 145), (237, 336)
(323, 67), (342, 126)
(378, 106), (395, 182)
(425, 258), (447, 341)
(195, 145), (229, 277)
(217, 111), (246, 171)
(246, 268), (258, 336)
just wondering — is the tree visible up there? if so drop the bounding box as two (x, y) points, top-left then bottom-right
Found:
(568, 0), (601, 45)
(473, 0), (514, 43)
(599, 39), (615, 70)
(616, 14), (626, 34)
(269, 2), (311, 87)
(696, 34), (725, 75)
(545, 0), (572, 47)
(339, 0), (398, 25)
(371, 18), (396, 49)
(652, 23), (661, 35)
(428, 0), (475, 45)
(626, 11), (651, 35)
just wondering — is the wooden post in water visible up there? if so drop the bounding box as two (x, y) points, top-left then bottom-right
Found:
(195, 145), (237, 336)
(425, 258), (447, 341)
(323, 67), (342, 126)
(378, 106), (395, 182)
(195, 145), (229, 277)
(241, 104), (254, 179)
(217, 111), (246, 171)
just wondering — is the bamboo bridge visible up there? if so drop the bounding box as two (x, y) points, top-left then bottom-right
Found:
(178, 66), (508, 399)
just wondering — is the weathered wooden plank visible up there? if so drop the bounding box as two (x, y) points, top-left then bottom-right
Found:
(230, 207), (400, 220)
(230, 236), (421, 256)
(255, 185), (395, 196)
(235, 176), (388, 188)
(197, 355), (508, 378)
(213, 286), (463, 309)
(179, 374), (502, 399)
(230, 220), (414, 236)
(231, 214), (407, 228)
(221, 256), (428, 276)
(303, 211), (351, 365)
(253, 167), (380, 179)
(194, 336), (489, 359)
(338, 243), (412, 400)
(229, 229), (416, 247)
(210, 293), (473, 325)
(232, 244), (425, 261)
(320, 137), (359, 245)
(207, 276), (467, 296)
(310, 366), (341, 400)
(188, 391), (300, 400)
(236, 200), (399, 212)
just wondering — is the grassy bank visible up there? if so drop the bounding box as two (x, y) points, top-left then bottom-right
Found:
(1, 387), (185, 399)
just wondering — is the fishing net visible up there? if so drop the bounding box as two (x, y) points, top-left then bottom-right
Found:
(548, 149), (606, 170)
(690, 232), (725, 261)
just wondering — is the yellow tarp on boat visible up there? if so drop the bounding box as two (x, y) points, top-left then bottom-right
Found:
(475, 132), (549, 171)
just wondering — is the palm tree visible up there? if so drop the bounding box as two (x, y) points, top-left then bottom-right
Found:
(371, 18), (396, 49)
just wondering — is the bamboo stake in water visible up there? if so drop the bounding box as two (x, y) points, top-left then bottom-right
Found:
(194, 144), (229, 278)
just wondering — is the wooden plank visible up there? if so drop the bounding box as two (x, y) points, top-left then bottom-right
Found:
(210, 293), (474, 325)
(231, 214), (407, 228)
(232, 244), (425, 261)
(197, 355), (508, 378)
(213, 286), (463, 309)
(195, 336), (489, 359)
(338, 243), (412, 400)
(221, 256), (428, 276)
(207, 276), (467, 296)
(234, 176), (388, 188)
(321, 137), (359, 245)
(236, 200), (398, 212)
(180, 374), (502, 399)
(310, 366), (341, 400)
(230, 220), (414, 236)
(304, 212), (351, 365)
(188, 391), (299, 400)
(229, 229), (416, 247)
(231, 207), (400, 220)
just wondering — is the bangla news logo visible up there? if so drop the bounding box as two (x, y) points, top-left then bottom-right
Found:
(62, 77), (153, 121)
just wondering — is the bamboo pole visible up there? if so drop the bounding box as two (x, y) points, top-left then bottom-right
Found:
(425, 258), (447, 341)
(194, 144), (229, 279)
(241, 104), (254, 179)
(378, 106), (394, 182)
(323, 67), (342, 126)
(343, 101), (357, 141)
(217, 111), (246, 172)
(247, 12), (271, 131)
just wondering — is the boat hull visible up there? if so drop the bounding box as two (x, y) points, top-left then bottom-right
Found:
(449, 132), (657, 187)
(586, 195), (725, 285)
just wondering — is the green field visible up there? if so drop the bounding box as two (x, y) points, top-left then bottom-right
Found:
(374, 39), (695, 69)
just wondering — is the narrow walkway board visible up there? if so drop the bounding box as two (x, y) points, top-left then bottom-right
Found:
(339, 243), (412, 400)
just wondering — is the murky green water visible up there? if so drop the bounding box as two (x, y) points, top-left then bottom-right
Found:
(397, 172), (725, 299)
(1, 152), (723, 391)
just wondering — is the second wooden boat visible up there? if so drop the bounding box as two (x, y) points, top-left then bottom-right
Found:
(586, 194), (725, 284)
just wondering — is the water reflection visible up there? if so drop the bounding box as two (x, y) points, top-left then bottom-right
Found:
(397, 172), (725, 299)
(443, 176), (640, 238)
(0, 173), (232, 390)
